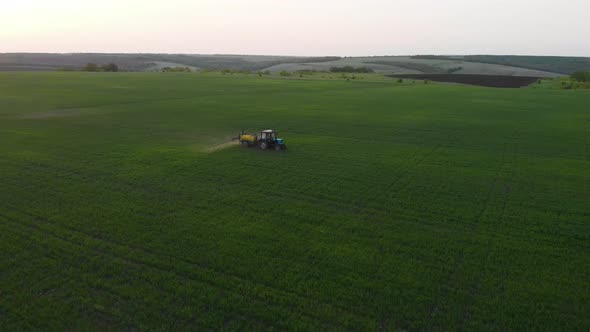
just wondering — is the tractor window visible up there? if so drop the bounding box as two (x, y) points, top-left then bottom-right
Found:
(261, 132), (267, 139)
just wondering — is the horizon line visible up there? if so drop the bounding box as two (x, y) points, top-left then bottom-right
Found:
(1, 52), (589, 58)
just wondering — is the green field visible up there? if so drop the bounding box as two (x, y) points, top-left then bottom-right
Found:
(1, 73), (589, 330)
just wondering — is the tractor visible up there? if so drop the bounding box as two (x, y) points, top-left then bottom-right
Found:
(234, 129), (287, 151)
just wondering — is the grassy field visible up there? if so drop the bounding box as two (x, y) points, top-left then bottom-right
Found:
(1, 72), (589, 330)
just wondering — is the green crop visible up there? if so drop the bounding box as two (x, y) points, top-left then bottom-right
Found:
(1, 72), (589, 330)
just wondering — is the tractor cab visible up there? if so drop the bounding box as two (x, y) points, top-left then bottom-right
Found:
(260, 130), (276, 141)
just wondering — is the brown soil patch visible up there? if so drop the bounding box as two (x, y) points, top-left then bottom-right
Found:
(388, 74), (541, 88)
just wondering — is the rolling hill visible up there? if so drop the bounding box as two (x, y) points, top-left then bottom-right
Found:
(2, 53), (589, 77)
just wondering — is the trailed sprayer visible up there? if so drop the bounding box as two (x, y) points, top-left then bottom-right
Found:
(234, 129), (287, 151)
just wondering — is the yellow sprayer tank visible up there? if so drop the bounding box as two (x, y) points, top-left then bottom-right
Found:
(239, 134), (257, 143)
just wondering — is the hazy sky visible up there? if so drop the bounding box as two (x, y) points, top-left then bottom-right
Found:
(1, 0), (589, 56)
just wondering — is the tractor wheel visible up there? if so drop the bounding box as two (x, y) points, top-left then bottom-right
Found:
(241, 141), (248, 148)
(259, 142), (268, 150)
(274, 144), (282, 151)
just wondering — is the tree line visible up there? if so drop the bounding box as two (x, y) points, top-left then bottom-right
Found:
(82, 63), (119, 72)
(329, 66), (374, 73)
(571, 71), (590, 82)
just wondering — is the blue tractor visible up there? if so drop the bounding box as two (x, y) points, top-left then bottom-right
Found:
(257, 129), (287, 151)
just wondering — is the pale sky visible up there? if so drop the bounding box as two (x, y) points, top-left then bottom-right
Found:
(1, 0), (589, 56)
